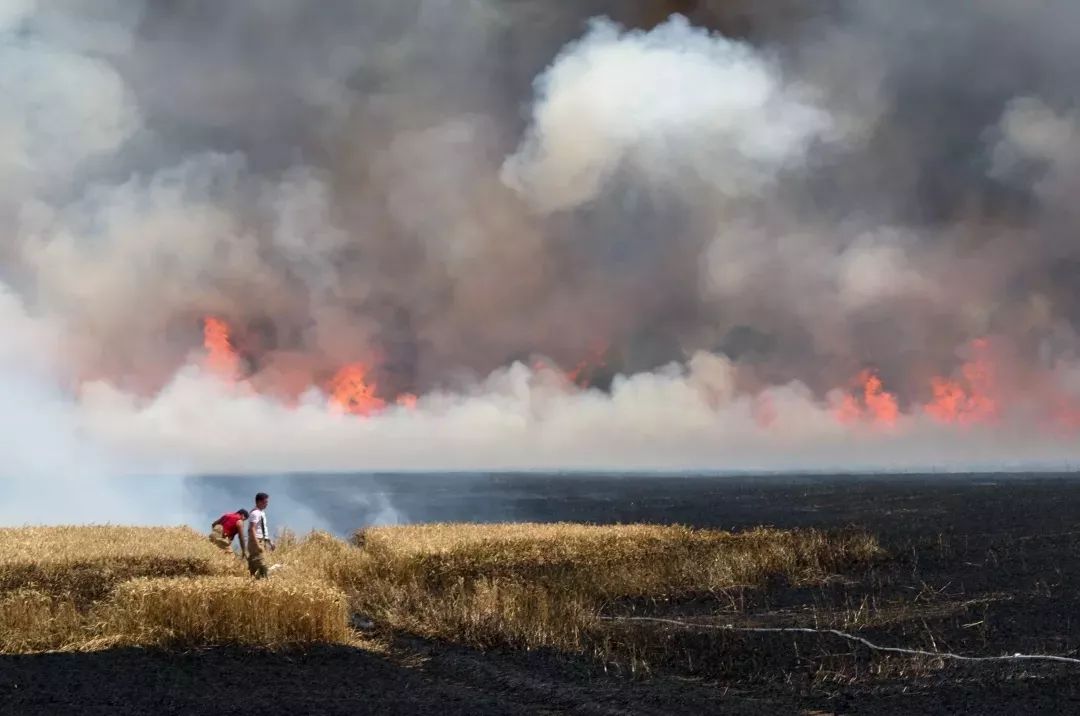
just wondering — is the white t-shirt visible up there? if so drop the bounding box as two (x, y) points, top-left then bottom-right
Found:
(250, 508), (268, 540)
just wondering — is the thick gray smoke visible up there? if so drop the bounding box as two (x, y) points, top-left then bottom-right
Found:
(2, 0), (1080, 510)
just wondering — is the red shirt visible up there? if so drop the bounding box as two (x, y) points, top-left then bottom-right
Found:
(219, 512), (244, 539)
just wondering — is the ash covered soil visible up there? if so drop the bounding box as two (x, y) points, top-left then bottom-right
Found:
(6, 473), (1080, 715)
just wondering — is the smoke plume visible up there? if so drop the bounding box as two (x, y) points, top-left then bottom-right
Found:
(2, 0), (1080, 516)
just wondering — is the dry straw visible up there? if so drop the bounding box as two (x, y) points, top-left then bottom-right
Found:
(104, 576), (349, 647)
(0, 526), (240, 605)
(0, 590), (82, 653)
(352, 523), (882, 594)
(345, 523), (884, 649)
(0, 522), (882, 658)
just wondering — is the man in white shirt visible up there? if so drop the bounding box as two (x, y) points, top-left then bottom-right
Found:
(247, 492), (274, 578)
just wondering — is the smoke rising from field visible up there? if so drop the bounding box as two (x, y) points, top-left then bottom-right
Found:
(502, 15), (833, 212)
(2, 0), (1080, 519)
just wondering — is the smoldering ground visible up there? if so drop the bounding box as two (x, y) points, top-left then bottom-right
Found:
(2, 1), (1080, 488)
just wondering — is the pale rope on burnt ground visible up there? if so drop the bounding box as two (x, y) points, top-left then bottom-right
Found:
(599, 616), (1080, 666)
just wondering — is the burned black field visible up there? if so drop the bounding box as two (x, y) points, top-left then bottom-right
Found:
(5, 472), (1080, 715)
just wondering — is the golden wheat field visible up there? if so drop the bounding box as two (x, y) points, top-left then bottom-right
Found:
(0, 526), (239, 604)
(346, 523), (884, 649)
(0, 522), (883, 658)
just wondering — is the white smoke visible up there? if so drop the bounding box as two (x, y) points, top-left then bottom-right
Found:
(65, 352), (1080, 475)
(0, 288), (196, 526)
(502, 16), (832, 212)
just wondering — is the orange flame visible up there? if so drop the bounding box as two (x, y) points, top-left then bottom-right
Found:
(924, 339), (998, 425)
(863, 371), (900, 426)
(835, 393), (862, 425)
(836, 369), (899, 426)
(203, 316), (240, 381)
(566, 341), (609, 388)
(327, 363), (386, 416)
(395, 393), (418, 409)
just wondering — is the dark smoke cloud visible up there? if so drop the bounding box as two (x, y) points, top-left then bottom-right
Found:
(1, 0), (1080, 482)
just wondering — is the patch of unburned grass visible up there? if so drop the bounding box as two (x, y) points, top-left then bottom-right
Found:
(0, 529), (356, 653)
(346, 523), (884, 650)
(0, 590), (82, 653)
(274, 530), (369, 592)
(0, 522), (884, 666)
(352, 523), (882, 594)
(102, 576), (349, 647)
(0, 526), (241, 605)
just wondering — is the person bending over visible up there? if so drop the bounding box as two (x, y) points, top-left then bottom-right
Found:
(209, 509), (249, 557)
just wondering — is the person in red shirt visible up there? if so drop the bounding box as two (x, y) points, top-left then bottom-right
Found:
(209, 509), (250, 557)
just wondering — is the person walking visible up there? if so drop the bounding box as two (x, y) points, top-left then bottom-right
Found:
(247, 492), (274, 578)
(209, 509), (249, 556)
